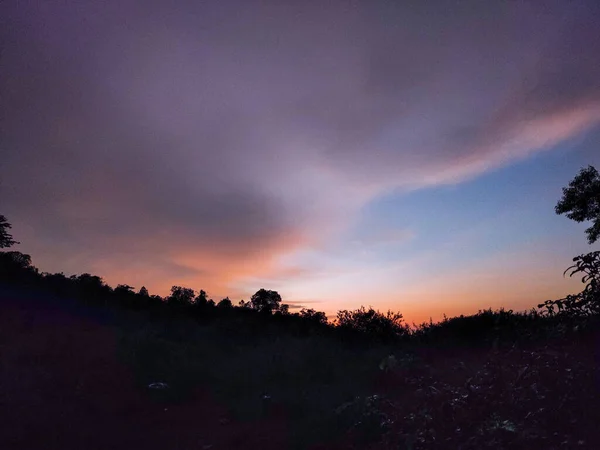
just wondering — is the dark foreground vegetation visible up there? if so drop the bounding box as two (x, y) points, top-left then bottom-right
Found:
(1, 165), (599, 449)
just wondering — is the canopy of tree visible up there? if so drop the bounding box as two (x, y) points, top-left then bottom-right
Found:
(555, 165), (600, 244)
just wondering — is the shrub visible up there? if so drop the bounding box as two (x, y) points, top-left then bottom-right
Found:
(336, 306), (408, 342)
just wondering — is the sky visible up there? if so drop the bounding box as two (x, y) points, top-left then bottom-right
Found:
(1, 0), (600, 323)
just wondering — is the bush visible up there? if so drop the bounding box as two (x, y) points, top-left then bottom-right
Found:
(217, 297), (233, 309)
(336, 306), (409, 342)
(299, 308), (328, 326)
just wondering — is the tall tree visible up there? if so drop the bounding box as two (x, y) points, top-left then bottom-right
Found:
(250, 288), (282, 314)
(168, 286), (195, 306)
(195, 289), (208, 306)
(299, 308), (328, 325)
(555, 165), (600, 244)
(115, 284), (135, 297)
(0, 251), (34, 282)
(540, 165), (600, 316)
(217, 297), (233, 308)
(0, 215), (19, 248)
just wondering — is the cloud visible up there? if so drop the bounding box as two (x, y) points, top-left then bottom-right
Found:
(1, 0), (599, 296)
(350, 229), (415, 248)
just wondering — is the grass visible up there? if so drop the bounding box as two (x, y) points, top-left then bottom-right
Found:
(3, 280), (599, 448)
(113, 309), (600, 449)
(115, 313), (395, 448)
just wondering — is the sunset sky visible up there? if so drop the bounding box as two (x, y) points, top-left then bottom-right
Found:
(2, 0), (600, 322)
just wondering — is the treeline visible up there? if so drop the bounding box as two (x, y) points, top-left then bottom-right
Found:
(1, 164), (599, 345)
(0, 248), (404, 341)
(1, 246), (597, 347)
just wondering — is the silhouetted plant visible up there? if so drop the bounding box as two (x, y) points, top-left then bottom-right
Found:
(71, 273), (112, 304)
(0, 251), (32, 269)
(539, 251), (600, 316)
(0, 215), (19, 248)
(168, 286), (195, 307)
(113, 284), (136, 308)
(149, 294), (165, 306)
(250, 288), (282, 314)
(336, 306), (408, 342)
(115, 284), (135, 295)
(410, 308), (547, 346)
(194, 289), (208, 307)
(0, 251), (35, 282)
(238, 299), (250, 308)
(139, 286), (149, 297)
(542, 165), (600, 316)
(276, 303), (290, 315)
(299, 308), (328, 326)
(41, 272), (70, 295)
(555, 165), (600, 244)
(217, 297), (233, 308)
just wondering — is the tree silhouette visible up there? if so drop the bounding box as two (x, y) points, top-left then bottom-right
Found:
(336, 306), (408, 341)
(541, 165), (600, 316)
(75, 273), (108, 294)
(168, 286), (195, 307)
(70, 273), (112, 304)
(1, 251), (32, 269)
(555, 165), (600, 244)
(139, 286), (149, 296)
(238, 299), (250, 308)
(0, 215), (19, 248)
(250, 288), (282, 314)
(115, 284), (135, 295)
(195, 289), (208, 307)
(299, 308), (328, 325)
(113, 284), (136, 308)
(0, 251), (34, 282)
(217, 297), (233, 308)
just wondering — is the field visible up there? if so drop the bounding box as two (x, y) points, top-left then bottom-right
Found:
(1, 285), (599, 449)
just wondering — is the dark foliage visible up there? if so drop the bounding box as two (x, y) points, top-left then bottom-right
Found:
(194, 289), (208, 307)
(217, 297), (233, 308)
(555, 165), (600, 244)
(277, 303), (290, 315)
(115, 284), (135, 295)
(299, 308), (328, 326)
(541, 166), (600, 317)
(0, 250), (32, 270)
(336, 306), (409, 342)
(539, 251), (600, 317)
(250, 288), (282, 314)
(0, 251), (36, 284)
(168, 286), (195, 307)
(0, 214), (19, 248)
